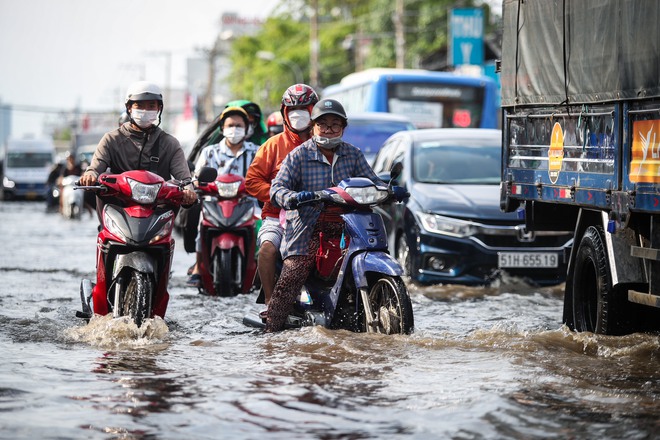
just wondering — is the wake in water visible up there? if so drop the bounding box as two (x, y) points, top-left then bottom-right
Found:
(64, 314), (170, 349)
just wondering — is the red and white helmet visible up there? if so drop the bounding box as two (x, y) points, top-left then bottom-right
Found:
(280, 83), (318, 110)
(266, 111), (284, 136)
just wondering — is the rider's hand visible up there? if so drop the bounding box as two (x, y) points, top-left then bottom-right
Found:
(392, 186), (409, 202)
(287, 190), (314, 209)
(296, 191), (315, 204)
(79, 173), (97, 186)
(181, 189), (197, 205)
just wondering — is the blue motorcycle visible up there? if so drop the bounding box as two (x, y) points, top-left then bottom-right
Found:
(243, 164), (414, 334)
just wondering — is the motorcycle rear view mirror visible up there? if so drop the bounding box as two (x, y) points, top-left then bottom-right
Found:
(390, 162), (403, 181)
(197, 167), (218, 183)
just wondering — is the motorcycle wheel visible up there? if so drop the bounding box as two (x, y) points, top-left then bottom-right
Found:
(213, 249), (237, 297)
(121, 271), (153, 327)
(363, 276), (414, 335)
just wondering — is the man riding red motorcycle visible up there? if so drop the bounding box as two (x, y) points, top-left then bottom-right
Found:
(77, 81), (199, 325)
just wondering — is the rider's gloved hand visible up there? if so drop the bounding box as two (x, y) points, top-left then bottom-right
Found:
(297, 191), (315, 204)
(392, 186), (409, 202)
(287, 190), (315, 209)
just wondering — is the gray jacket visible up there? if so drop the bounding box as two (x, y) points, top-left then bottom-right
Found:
(84, 123), (191, 183)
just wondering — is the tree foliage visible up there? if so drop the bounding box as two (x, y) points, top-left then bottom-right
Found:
(225, 0), (498, 112)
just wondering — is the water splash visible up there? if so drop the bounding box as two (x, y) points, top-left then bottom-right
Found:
(64, 314), (169, 349)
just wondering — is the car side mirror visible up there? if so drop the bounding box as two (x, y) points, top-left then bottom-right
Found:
(197, 166), (217, 183)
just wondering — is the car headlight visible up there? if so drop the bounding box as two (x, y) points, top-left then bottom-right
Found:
(217, 181), (241, 198)
(127, 178), (161, 204)
(418, 213), (478, 237)
(345, 185), (388, 205)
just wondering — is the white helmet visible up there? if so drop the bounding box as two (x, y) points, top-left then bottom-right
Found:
(124, 81), (163, 105)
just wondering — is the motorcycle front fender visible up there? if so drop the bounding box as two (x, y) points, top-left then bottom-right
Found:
(112, 251), (155, 278)
(212, 232), (245, 254)
(351, 251), (403, 289)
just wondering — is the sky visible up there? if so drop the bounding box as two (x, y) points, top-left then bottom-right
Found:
(0, 0), (276, 138)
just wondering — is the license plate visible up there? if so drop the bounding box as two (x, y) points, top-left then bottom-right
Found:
(25, 192), (37, 200)
(498, 252), (558, 268)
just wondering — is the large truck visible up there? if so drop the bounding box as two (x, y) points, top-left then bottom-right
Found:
(499, 0), (660, 334)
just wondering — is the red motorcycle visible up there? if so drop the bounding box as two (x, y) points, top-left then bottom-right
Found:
(196, 173), (258, 296)
(76, 168), (217, 326)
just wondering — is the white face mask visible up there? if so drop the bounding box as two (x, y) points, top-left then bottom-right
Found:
(223, 127), (246, 145)
(131, 109), (159, 128)
(246, 124), (255, 139)
(313, 135), (343, 150)
(287, 109), (311, 131)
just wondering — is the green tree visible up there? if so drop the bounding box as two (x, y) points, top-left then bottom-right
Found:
(226, 0), (499, 111)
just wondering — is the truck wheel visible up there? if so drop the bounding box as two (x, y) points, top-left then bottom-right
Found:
(570, 226), (630, 335)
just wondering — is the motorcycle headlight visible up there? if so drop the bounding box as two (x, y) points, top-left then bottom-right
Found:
(418, 213), (478, 237)
(345, 185), (388, 205)
(236, 205), (255, 226)
(149, 212), (175, 244)
(127, 178), (161, 204)
(217, 181), (241, 198)
(103, 210), (127, 242)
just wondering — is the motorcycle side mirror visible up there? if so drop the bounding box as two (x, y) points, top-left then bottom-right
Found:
(390, 162), (403, 181)
(197, 167), (218, 183)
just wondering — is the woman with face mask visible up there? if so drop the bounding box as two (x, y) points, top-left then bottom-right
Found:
(265, 98), (408, 332)
(187, 106), (259, 287)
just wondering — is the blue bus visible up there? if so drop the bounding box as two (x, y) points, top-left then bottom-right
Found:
(321, 68), (499, 129)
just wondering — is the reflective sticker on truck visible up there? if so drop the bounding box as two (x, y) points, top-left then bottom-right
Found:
(548, 122), (564, 184)
(630, 120), (660, 183)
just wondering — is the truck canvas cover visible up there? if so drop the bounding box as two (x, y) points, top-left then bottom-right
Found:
(501, 0), (660, 107)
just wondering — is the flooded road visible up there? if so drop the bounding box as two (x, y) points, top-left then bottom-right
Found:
(1, 200), (659, 439)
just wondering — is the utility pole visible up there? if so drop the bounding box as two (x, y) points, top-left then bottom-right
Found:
(310, 0), (319, 88)
(203, 37), (221, 124)
(394, 0), (405, 68)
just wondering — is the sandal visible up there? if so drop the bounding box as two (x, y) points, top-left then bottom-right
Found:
(187, 264), (195, 276)
(186, 274), (201, 288)
(259, 309), (268, 323)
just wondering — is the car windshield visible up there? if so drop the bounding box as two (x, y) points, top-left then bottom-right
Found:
(343, 120), (412, 157)
(6, 152), (52, 168)
(413, 141), (500, 184)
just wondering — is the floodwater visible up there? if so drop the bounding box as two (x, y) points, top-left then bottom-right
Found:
(1, 201), (659, 440)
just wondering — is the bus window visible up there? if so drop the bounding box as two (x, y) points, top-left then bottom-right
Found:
(387, 82), (483, 129)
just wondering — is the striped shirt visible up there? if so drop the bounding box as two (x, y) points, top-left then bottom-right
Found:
(271, 138), (383, 258)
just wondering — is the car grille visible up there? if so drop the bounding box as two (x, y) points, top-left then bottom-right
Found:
(475, 232), (570, 248)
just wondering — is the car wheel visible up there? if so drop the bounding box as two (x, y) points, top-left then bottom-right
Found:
(396, 234), (411, 277)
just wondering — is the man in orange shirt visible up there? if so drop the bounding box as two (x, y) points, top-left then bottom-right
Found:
(245, 84), (319, 317)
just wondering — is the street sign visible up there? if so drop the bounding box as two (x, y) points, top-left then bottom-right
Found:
(449, 8), (484, 67)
